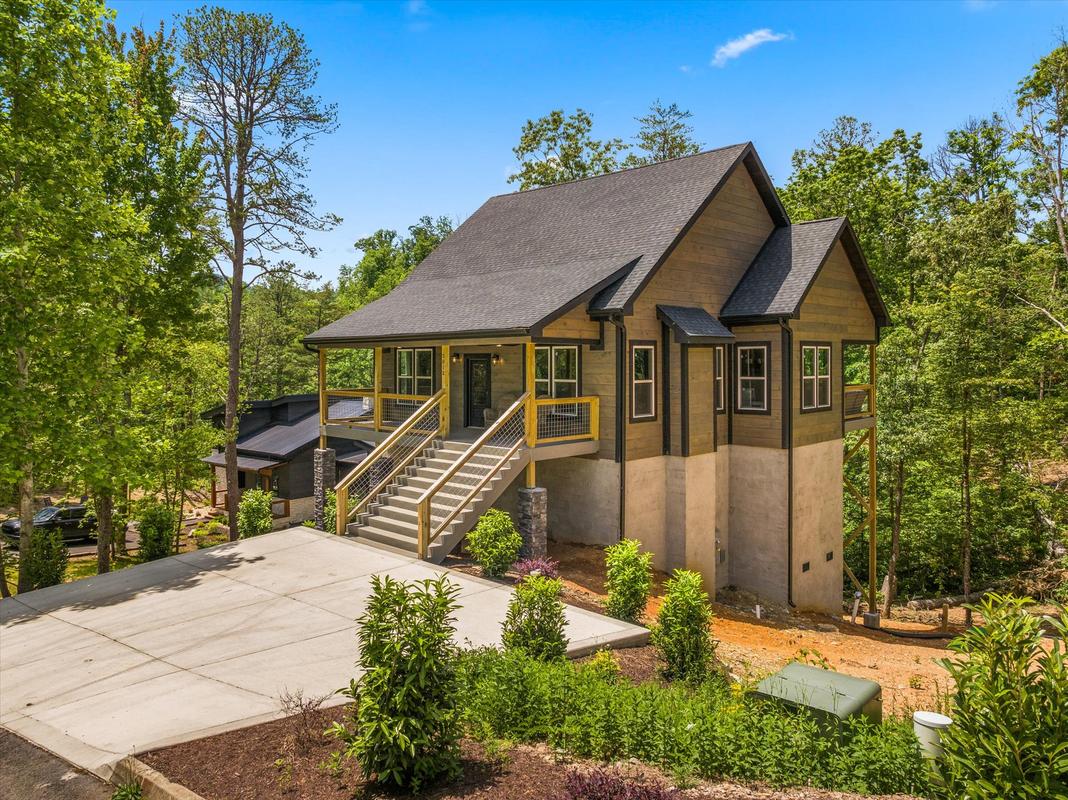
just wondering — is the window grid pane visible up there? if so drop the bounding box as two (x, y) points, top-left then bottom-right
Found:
(632, 345), (655, 418)
(737, 345), (767, 410)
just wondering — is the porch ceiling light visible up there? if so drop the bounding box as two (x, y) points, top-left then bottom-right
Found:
(491, 353), (503, 365)
(451, 352), (462, 363)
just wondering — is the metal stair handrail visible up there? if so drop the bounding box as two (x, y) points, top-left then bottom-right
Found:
(335, 388), (445, 535)
(416, 392), (530, 556)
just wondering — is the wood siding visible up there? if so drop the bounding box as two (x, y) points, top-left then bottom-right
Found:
(625, 165), (776, 460)
(539, 303), (602, 340)
(789, 241), (877, 448)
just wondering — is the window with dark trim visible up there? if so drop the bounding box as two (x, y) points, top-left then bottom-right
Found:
(396, 347), (433, 396)
(534, 345), (578, 398)
(801, 343), (831, 411)
(736, 343), (769, 412)
(630, 342), (656, 420)
(714, 345), (726, 413)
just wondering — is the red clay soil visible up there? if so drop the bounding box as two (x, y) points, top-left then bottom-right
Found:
(142, 704), (919, 800)
(545, 541), (960, 715)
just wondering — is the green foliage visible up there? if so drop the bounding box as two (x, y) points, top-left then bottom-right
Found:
(329, 575), (461, 791)
(651, 570), (715, 682)
(456, 648), (930, 795)
(604, 539), (652, 622)
(24, 529), (68, 590)
(622, 100), (702, 168)
(237, 489), (274, 538)
(508, 108), (627, 189)
(110, 783), (143, 800)
(501, 575), (568, 661)
(137, 503), (178, 562)
(937, 594), (1068, 799)
(321, 488), (337, 534)
(466, 509), (522, 577)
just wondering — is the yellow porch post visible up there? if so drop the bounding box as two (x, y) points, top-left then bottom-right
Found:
(441, 345), (451, 437)
(373, 346), (382, 432)
(525, 342), (536, 487)
(317, 348), (327, 449)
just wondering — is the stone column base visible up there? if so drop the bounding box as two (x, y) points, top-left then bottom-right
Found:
(313, 448), (336, 531)
(517, 487), (547, 559)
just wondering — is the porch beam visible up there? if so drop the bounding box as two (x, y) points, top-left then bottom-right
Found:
(867, 344), (878, 613)
(525, 342), (536, 487)
(373, 346), (382, 431)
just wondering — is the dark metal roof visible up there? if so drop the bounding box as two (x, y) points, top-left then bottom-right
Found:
(233, 398), (366, 459)
(202, 453), (283, 471)
(305, 144), (777, 345)
(656, 305), (735, 343)
(719, 218), (890, 329)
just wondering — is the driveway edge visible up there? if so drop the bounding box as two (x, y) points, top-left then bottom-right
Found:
(112, 756), (208, 800)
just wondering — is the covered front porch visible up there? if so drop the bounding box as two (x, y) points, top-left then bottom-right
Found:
(315, 339), (601, 459)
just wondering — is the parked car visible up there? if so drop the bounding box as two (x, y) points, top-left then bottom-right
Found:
(1, 504), (97, 543)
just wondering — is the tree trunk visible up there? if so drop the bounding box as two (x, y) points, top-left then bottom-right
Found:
(17, 465), (33, 594)
(96, 489), (113, 575)
(225, 244), (244, 541)
(961, 403), (973, 628)
(882, 458), (904, 618)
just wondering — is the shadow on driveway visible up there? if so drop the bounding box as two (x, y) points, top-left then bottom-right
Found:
(0, 729), (111, 800)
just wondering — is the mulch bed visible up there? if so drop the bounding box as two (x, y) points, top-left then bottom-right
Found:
(141, 702), (917, 800)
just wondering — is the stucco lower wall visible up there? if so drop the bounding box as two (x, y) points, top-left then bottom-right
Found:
(536, 457), (620, 547)
(715, 447), (730, 590)
(625, 456), (668, 568)
(727, 445), (788, 604)
(791, 438), (844, 614)
(678, 453), (718, 593)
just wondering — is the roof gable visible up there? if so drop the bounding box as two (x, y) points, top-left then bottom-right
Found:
(719, 218), (890, 328)
(306, 143), (790, 345)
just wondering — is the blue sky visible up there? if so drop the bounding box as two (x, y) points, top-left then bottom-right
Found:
(111, 0), (1067, 284)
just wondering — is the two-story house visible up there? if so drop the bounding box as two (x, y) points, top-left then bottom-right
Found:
(303, 143), (888, 614)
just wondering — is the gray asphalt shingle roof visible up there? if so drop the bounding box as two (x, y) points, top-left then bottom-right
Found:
(305, 144), (753, 344)
(656, 305), (735, 343)
(719, 218), (847, 320)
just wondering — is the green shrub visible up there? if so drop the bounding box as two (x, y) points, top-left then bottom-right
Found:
(937, 594), (1068, 800)
(651, 570), (715, 682)
(604, 538), (652, 622)
(501, 575), (568, 661)
(582, 649), (622, 685)
(110, 783), (143, 800)
(455, 647), (929, 795)
(237, 488), (274, 538)
(137, 503), (178, 562)
(24, 529), (68, 589)
(322, 488), (337, 533)
(329, 575), (461, 792)
(466, 508), (521, 577)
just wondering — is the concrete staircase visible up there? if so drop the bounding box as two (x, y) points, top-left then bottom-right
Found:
(345, 438), (530, 563)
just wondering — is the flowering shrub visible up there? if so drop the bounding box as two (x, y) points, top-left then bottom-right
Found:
(514, 556), (559, 581)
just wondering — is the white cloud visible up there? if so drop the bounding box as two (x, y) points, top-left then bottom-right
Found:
(406, 0), (428, 15)
(711, 28), (791, 68)
(679, 64), (693, 73)
(963, 0), (998, 10)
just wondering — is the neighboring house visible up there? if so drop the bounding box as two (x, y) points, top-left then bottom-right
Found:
(304, 143), (888, 614)
(201, 394), (372, 529)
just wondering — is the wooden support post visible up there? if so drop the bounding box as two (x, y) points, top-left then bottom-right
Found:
(867, 344), (878, 614)
(372, 347), (383, 432)
(525, 342), (537, 488)
(336, 488), (347, 537)
(317, 348), (327, 449)
(440, 345), (451, 437)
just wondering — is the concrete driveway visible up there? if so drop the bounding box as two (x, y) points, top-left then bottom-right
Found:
(0, 527), (646, 779)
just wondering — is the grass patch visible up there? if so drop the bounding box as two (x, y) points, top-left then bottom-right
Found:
(2, 551), (137, 595)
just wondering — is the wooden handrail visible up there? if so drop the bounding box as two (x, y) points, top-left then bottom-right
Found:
(416, 392), (530, 556)
(377, 391), (432, 402)
(325, 388), (374, 397)
(534, 394), (598, 407)
(416, 392), (530, 505)
(336, 388), (445, 492)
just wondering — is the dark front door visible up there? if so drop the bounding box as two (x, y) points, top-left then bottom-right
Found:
(464, 355), (492, 428)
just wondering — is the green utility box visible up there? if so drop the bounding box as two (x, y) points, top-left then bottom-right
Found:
(755, 663), (882, 726)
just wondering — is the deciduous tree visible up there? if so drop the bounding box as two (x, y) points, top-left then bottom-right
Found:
(508, 109), (625, 189)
